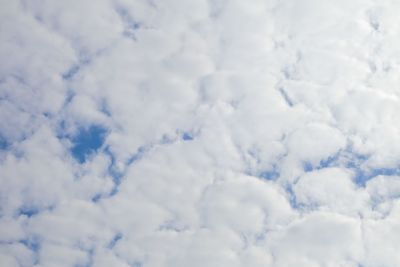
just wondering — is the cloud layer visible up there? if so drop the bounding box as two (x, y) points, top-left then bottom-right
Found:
(1, 0), (400, 266)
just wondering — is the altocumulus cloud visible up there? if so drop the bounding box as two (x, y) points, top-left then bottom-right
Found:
(1, 0), (400, 266)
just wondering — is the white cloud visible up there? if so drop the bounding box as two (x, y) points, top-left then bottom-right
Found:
(293, 168), (369, 215)
(265, 212), (364, 267)
(1, 0), (400, 266)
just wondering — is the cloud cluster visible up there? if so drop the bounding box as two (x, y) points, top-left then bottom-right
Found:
(1, 0), (400, 266)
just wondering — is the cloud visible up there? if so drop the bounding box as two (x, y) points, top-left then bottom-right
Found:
(293, 168), (369, 215)
(1, 0), (400, 266)
(266, 212), (364, 267)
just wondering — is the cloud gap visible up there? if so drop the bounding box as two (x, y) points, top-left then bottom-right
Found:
(108, 233), (122, 249)
(182, 132), (194, 141)
(354, 167), (400, 187)
(70, 125), (108, 163)
(0, 135), (10, 150)
(300, 150), (400, 186)
(93, 144), (151, 201)
(115, 5), (142, 40)
(302, 153), (341, 172)
(259, 168), (280, 181)
(17, 206), (40, 218)
(62, 64), (81, 80)
(278, 87), (294, 107)
(19, 236), (41, 253)
(96, 136), (181, 200)
(284, 184), (300, 210)
(62, 57), (91, 81)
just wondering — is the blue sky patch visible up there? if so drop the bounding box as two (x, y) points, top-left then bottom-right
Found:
(18, 206), (39, 218)
(108, 233), (122, 249)
(103, 146), (123, 184)
(303, 154), (340, 172)
(284, 184), (301, 209)
(70, 125), (108, 163)
(91, 193), (103, 203)
(0, 135), (9, 150)
(115, 5), (141, 40)
(303, 161), (314, 172)
(62, 57), (91, 81)
(62, 64), (81, 80)
(182, 132), (194, 141)
(278, 87), (294, 107)
(20, 237), (41, 252)
(354, 167), (400, 186)
(259, 169), (280, 181)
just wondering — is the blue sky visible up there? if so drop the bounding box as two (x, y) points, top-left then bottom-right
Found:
(70, 125), (108, 163)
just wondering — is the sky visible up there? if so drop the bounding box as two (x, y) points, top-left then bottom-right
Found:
(1, 0), (400, 266)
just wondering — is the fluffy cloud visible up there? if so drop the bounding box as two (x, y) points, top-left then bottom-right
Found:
(293, 168), (369, 215)
(1, 0), (400, 266)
